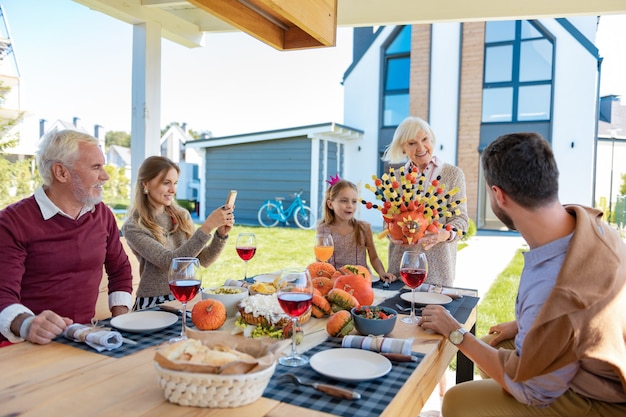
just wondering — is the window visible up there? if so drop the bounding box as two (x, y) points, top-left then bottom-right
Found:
(482, 20), (554, 123)
(383, 26), (411, 127)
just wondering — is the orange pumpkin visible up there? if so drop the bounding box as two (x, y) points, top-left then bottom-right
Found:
(311, 294), (332, 318)
(385, 209), (439, 244)
(312, 277), (333, 296)
(326, 288), (360, 312)
(333, 270), (374, 306)
(326, 310), (354, 337)
(307, 262), (336, 278)
(191, 299), (227, 330)
(338, 264), (372, 282)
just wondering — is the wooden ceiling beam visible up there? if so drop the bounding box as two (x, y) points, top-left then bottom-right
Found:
(188, 0), (337, 50)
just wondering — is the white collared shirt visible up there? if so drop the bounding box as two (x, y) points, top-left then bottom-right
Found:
(34, 186), (95, 220)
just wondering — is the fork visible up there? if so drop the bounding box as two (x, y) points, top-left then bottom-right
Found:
(395, 303), (423, 315)
(276, 373), (361, 400)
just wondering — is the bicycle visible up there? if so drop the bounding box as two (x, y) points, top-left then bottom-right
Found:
(257, 189), (316, 229)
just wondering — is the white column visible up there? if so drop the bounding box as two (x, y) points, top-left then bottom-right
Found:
(130, 21), (162, 196)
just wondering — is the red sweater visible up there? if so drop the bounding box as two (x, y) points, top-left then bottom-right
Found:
(0, 196), (132, 339)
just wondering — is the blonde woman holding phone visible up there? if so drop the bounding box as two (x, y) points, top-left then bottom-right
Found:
(122, 156), (235, 310)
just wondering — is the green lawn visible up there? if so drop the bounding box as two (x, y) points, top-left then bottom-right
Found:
(475, 249), (525, 337)
(197, 224), (391, 288)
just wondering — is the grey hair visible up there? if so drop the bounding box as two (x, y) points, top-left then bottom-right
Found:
(36, 129), (100, 186)
(381, 116), (437, 163)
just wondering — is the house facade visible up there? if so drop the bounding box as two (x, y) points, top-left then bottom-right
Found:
(185, 123), (363, 225)
(342, 18), (601, 230)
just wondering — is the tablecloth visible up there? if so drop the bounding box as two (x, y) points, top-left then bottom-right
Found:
(263, 338), (423, 417)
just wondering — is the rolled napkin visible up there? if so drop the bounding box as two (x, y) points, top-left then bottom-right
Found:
(418, 284), (463, 298)
(341, 335), (413, 356)
(63, 323), (123, 352)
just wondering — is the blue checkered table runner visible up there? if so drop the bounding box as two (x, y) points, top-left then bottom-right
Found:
(52, 308), (189, 358)
(263, 338), (423, 417)
(378, 291), (479, 324)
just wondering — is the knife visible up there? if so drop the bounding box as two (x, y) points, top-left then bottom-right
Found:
(159, 304), (192, 318)
(379, 352), (418, 362)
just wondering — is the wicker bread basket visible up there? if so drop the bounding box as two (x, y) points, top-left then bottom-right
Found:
(154, 361), (276, 408)
(238, 307), (311, 327)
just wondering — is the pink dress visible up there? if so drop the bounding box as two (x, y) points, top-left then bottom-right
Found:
(316, 221), (373, 273)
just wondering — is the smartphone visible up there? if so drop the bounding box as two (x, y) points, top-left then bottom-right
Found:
(225, 190), (237, 207)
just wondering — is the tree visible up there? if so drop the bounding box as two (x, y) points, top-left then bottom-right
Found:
(620, 173), (626, 196)
(103, 165), (130, 206)
(104, 131), (130, 151)
(0, 82), (24, 152)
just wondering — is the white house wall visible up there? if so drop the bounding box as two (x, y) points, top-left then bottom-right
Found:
(541, 18), (598, 206)
(429, 23), (462, 166)
(343, 27), (395, 228)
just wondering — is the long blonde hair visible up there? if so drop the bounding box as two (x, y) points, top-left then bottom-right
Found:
(321, 179), (364, 246)
(129, 156), (194, 245)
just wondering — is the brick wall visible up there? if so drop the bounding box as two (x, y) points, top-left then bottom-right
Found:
(457, 22), (485, 222)
(410, 24), (431, 120)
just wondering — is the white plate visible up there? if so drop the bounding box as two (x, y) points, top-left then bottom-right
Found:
(309, 348), (392, 382)
(253, 272), (279, 284)
(400, 292), (452, 305)
(110, 311), (178, 333)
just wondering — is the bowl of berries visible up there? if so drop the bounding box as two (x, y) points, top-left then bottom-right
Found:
(350, 306), (398, 337)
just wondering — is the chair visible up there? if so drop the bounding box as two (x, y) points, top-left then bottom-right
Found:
(93, 236), (141, 320)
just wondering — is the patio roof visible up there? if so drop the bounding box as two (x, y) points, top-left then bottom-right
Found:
(70, 0), (626, 202)
(74, 0), (626, 49)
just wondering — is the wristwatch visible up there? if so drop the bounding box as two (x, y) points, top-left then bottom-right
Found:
(449, 327), (468, 345)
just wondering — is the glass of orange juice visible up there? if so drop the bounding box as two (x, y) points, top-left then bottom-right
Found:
(314, 233), (334, 263)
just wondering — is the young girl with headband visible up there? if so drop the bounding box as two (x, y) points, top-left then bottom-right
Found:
(316, 176), (396, 283)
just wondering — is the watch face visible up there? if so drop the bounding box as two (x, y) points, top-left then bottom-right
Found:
(450, 329), (464, 345)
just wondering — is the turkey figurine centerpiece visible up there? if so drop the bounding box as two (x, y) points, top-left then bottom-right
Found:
(361, 166), (466, 244)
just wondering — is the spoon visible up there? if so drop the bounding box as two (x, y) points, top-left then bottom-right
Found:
(276, 373), (361, 400)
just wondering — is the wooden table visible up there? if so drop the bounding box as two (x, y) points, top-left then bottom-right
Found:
(0, 298), (476, 417)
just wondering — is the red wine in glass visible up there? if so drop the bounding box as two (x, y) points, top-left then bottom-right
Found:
(399, 251), (428, 325)
(278, 293), (313, 317)
(169, 279), (201, 302)
(168, 257), (200, 342)
(276, 268), (313, 367)
(400, 269), (427, 289)
(236, 233), (257, 280)
(236, 247), (257, 261)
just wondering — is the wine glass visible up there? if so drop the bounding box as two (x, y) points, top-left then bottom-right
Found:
(168, 257), (201, 342)
(276, 268), (313, 367)
(236, 232), (257, 280)
(399, 251), (428, 325)
(314, 233), (334, 262)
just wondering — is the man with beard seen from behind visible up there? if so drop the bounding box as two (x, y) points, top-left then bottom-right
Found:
(420, 132), (626, 416)
(0, 130), (133, 345)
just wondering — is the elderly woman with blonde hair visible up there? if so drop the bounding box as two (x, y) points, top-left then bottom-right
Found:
(382, 116), (469, 287)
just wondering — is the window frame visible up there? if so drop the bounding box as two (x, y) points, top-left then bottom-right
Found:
(482, 20), (555, 124)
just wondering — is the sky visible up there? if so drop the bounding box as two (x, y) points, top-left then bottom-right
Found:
(2, 1), (625, 137)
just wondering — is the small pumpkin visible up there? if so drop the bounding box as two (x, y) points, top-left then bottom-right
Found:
(311, 293), (332, 318)
(333, 267), (375, 306)
(339, 264), (371, 282)
(307, 261), (336, 278)
(312, 276), (333, 296)
(327, 288), (360, 312)
(191, 299), (227, 330)
(326, 310), (354, 337)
